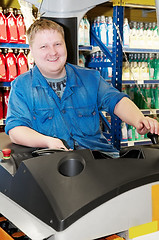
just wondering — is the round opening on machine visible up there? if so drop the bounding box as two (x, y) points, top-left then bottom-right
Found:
(58, 153), (85, 177)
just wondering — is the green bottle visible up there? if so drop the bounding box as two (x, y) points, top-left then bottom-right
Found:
(154, 53), (159, 80)
(144, 84), (151, 109)
(128, 125), (135, 141)
(150, 84), (155, 109)
(147, 53), (155, 80)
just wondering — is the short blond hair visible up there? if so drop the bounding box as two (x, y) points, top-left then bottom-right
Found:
(26, 18), (65, 46)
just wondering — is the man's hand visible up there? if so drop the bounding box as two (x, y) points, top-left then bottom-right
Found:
(136, 116), (159, 136)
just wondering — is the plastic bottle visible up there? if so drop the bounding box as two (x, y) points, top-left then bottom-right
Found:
(78, 18), (84, 46)
(107, 16), (113, 47)
(3, 87), (10, 119)
(0, 7), (8, 43)
(99, 15), (107, 46)
(144, 84), (151, 109)
(132, 61), (140, 81)
(17, 49), (28, 75)
(90, 19), (96, 46)
(0, 91), (3, 120)
(121, 122), (128, 142)
(148, 53), (155, 80)
(16, 9), (26, 43)
(129, 21), (137, 48)
(128, 125), (135, 141)
(0, 49), (6, 82)
(138, 22), (144, 48)
(123, 18), (130, 47)
(155, 84), (159, 109)
(6, 48), (17, 82)
(107, 57), (112, 80)
(83, 15), (90, 46)
(154, 53), (159, 80)
(95, 16), (100, 43)
(150, 84), (155, 109)
(6, 8), (18, 43)
(122, 61), (130, 80)
(102, 53), (108, 79)
(146, 22), (152, 49)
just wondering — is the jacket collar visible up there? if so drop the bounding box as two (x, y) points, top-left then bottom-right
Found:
(32, 63), (82, 89)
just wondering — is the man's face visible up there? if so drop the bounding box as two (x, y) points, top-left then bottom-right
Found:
(30, 29), (67, 79)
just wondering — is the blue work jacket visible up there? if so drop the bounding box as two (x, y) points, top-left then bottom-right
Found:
(5, 63), (128, 153)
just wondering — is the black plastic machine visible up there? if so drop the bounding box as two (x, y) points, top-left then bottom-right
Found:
(0, 132), (159, 239)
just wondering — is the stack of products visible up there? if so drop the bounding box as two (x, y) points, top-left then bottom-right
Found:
(0, 7), (26, 44)
(122, 53), (159, 81)
(0, 48), (28, 82)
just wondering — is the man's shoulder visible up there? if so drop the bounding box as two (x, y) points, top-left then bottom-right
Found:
(12, 69), (33, 87)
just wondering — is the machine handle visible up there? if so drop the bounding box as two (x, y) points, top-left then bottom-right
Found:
(147, 132), (159, 144)
(32, 148), (66, 157)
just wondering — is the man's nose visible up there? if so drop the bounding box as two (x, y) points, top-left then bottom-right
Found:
(49, 46), (57, 55)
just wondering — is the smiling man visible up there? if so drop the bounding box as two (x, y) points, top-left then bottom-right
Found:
(5, 18), (159, 157)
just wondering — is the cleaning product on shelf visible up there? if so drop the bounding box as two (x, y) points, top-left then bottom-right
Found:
(121, 122), (128, 142)
(17, 49), (28, 75)
(83, 15), (90, 46)
(0, 7), (8, 43)
(128, 125), (135, 141)
(123, 18), (130, 48)
(3, 87), (10, 119)
(138, 22), (144, 48)
(78, 53), (85, 67)
(144, 84), (151, 109)
(0, 91), (3, 120)
(154, 53), (159, 80)
(5, 48), (17, 82)
(90, 18), (96, 46)
(146, 22), (153, 49)
(107, 16), (113, 47)
(147, 53), (155, 80)
(129, 21), (137, 48)
(122, 61), (130, 80)
(78, 18), (84, 46)
(150, 84), (156, 109)
(16, 9), (26, 44)
(152, 22), (159, 50)
(99, 15), (107, 46)
(95, 16), (100, 43)
(0, 49), (6, 82)
(6, 8), (18, 43)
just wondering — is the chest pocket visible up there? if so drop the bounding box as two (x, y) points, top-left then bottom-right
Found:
(32, 108), (54, 136)
(74, 105), (100, 136)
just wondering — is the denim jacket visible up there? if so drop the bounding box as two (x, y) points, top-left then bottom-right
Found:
(5, 63), (128, 153)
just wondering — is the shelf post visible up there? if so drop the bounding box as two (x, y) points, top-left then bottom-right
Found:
(111, 5), (124, 150)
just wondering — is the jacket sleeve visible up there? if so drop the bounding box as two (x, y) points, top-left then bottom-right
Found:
(97, 76), (129, 117)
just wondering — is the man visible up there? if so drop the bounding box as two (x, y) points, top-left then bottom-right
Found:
(5, 18), (159, 157)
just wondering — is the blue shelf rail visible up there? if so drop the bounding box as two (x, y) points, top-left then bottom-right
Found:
(90, 6), (124, 150)
(0, 43), (29, 49)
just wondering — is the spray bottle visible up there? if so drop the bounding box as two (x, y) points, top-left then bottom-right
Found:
(0, 7), (7, 43)
(6, 48), (17, 82)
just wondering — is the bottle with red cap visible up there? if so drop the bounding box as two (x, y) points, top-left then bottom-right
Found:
(0, 7), (8, 43)
(3, 87), (10, 119)
(6, 7), (18, 43)
(0, 90), (3, 120)
(17, 49), (28, 75)
(16, 9), (26, 43)
(0, 49), (6, 82)
(6, 48), (17, 82)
